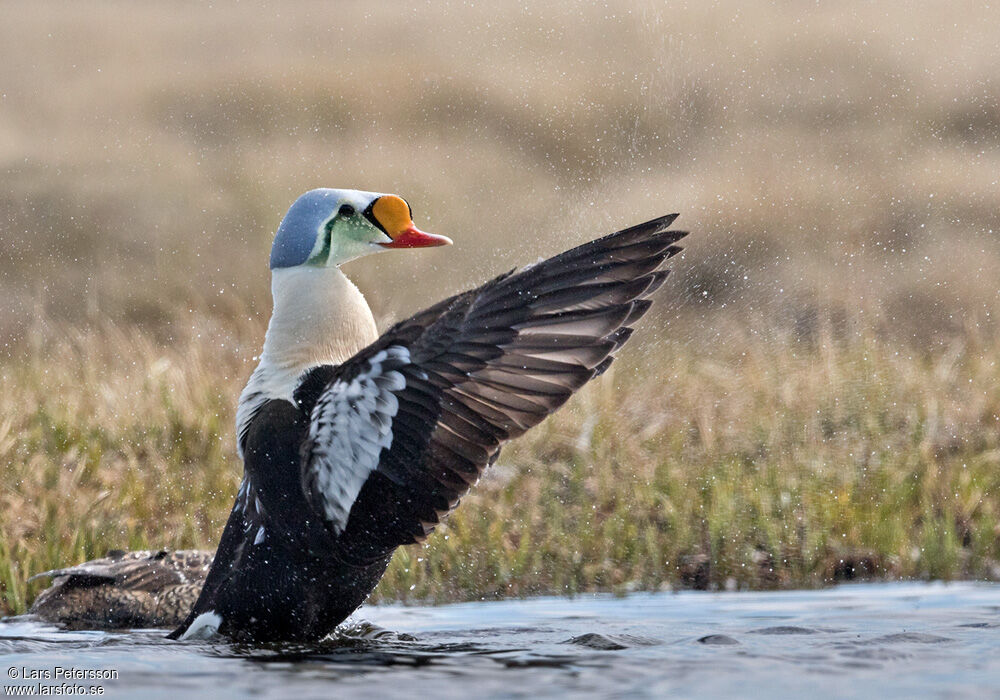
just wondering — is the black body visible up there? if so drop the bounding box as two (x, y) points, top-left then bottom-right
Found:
(170, 215), (688, 643)
(168, 399), (392, 642)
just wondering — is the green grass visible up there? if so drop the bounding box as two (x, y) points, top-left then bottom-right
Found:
(2, 318), (997, 615)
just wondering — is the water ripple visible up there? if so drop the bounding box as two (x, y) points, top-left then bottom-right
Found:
(1, 582), (998, 699)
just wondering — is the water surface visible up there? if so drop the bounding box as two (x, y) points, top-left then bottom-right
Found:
(2, 582), (998, 698)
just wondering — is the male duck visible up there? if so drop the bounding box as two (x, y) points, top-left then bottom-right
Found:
(34, 189), (687, 642)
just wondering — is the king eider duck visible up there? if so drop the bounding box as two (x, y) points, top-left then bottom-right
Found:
(32, 189), (687, 641)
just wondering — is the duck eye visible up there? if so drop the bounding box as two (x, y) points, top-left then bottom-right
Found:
(338, 204), (356, 217)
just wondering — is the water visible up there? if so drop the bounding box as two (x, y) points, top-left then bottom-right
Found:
(2, 582), (998, 699)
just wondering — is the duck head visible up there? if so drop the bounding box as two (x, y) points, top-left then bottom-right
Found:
(269, 188), (452, 269)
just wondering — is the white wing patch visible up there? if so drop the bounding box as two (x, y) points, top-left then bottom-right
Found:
(305, 346), (409, 534)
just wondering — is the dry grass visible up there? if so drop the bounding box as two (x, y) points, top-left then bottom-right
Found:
(1, 1), (999, 613)
(1, 318), (998, 614)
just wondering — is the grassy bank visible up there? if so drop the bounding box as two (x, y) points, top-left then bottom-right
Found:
(2, 316), (997, 615)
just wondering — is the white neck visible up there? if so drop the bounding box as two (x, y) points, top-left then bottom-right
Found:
(236, 265), (378, 455)
(261, 265), (378, 371)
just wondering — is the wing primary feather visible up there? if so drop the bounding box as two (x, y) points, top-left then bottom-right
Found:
(622, 299), (653, 326)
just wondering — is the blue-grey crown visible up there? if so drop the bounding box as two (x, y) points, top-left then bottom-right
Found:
(269, 189), (341, 269)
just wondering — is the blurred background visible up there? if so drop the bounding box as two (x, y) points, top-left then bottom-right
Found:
(3, 0), (998, 342)
(2, 1), (999, 608)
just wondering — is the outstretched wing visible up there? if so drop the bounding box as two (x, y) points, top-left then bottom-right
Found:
(300, 215), (686, 563)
